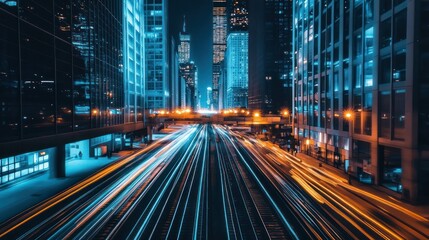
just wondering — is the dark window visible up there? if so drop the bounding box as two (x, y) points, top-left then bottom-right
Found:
(381, 0), (392, 14)
(380, 57), (391, 84)
(394, 10), (407, 43)
(393, 89), (405, 140)
(393, 49), (406, 82)
(380, 18), (392, 48)
(380, 146), (402, 193)
(0, 3), (20, 141)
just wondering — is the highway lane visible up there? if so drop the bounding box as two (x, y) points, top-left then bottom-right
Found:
(0, 125), (205, 239)
(1, 123), (427, 239)
(223, 126), (429, 240)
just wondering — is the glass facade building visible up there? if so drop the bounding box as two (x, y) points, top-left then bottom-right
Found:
(178, 17), (191, 64)
(293, 0), (429, 202)
(0, 0), (124, 141)
(144, 0), (169, 112)
(124, 0), (145, 123)
(226, 32), (248, 109)
(0, 0), (146, 185)
(248, 0), (292, 113)
(179, 62), (198, 110)
(212, 0), (227, 110)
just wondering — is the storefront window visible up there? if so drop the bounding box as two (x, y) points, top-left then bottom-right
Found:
(380, 146), (402, 193)
(0, 148), (54, 185)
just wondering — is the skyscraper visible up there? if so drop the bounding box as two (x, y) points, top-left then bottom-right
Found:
(226, 32), (248, 109)
(0, 0), (145, 185)
(144, 0), (169, 111)
(228, 0), (248, 31)
(124, 0), (145, 123)
(178, 16), (191, 64)
(179, 62), (198, 110)
(293, 0), (429, 202)
(206, 87), (213, 109)
(248, 0), (292, 114)
(212, 0), (227, 110)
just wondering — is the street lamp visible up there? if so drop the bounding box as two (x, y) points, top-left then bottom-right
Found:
(344, 110), (354, 184)
(305, 138), (310, 155)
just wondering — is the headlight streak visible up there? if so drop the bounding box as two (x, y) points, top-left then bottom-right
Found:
(166, 126), (206, 239)
(60, 126), (199, 239)
(130, 125), (205, 239)
(233, 134), (343, 239)
(193, 126), (209, 239)
(219, 128), (300, 240)
(215, 127), (265, 239)
(242, 134), (424, 240)
(215, 137), (234, 240)
(0, 125), (197, 239)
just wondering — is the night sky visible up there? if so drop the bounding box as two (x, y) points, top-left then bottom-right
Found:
(169, 0), (213, 107)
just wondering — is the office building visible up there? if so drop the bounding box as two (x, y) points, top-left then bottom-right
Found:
(226, 32), (248, 109)
(178, 16), (191, 64)
(179, 62), (198, 110)
(248, 0), (292, 113)
(293, 0), (429, 202)
(212, 0), (227, 110)
(0, 0), (146, 185)
(124, 0), (145, 123)
(144, 0), (169, 111)
(170, 38), (180, 109)
(228, 0), (248, 31)
(206, 87), (213, 109)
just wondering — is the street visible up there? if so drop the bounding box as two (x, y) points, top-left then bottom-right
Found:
(0, 124), (428, 239)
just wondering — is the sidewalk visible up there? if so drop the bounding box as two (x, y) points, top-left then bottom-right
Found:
(292, 151), (429, 219)
(0, 144), (145, 224)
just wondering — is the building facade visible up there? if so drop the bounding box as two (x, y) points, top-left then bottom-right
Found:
(293, 0), (429, 202)
(124, 0), (145, 123)
(0, 0), (146, 185)
(178, 16), (191, 64)
(212, 0), (227, 110)
(228, 0), (248, 32)
(248, 0), (292, 114)
(179, 62), (198, 110)
(144, 0), (169, 112)
(226, 32), (248, 109)
(206, 87), (213, 109)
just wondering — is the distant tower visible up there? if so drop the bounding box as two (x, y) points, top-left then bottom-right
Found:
(212, 0), (227, 110)
(179, 15), (191, 64)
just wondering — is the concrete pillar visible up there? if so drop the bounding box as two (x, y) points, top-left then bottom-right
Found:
(50, 144), (66, 178)
(147, 126), (153, 142)
(401, 148), (419, 203)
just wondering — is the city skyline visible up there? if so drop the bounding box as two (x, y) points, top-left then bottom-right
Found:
(1, 1), (429, 239)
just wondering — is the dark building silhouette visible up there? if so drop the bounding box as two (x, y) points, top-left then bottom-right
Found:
(248, 0), (292, 114)
(0, 0), (145, 185)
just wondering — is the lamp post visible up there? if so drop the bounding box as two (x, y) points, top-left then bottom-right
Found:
(305, 139), (310, 155)
(344, 110), (353, 184)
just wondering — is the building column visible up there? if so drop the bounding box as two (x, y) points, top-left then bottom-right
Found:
(401, 148), (419, 203)
(50, 144), (66, 178)
(370, 142), (379, 184)
(147, 126), (153, 142)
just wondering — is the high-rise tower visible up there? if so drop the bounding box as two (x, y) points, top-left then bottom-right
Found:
(212, 0), (227, 110)
(178, 16), (191, 64)
(144, 0), (169, 111)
